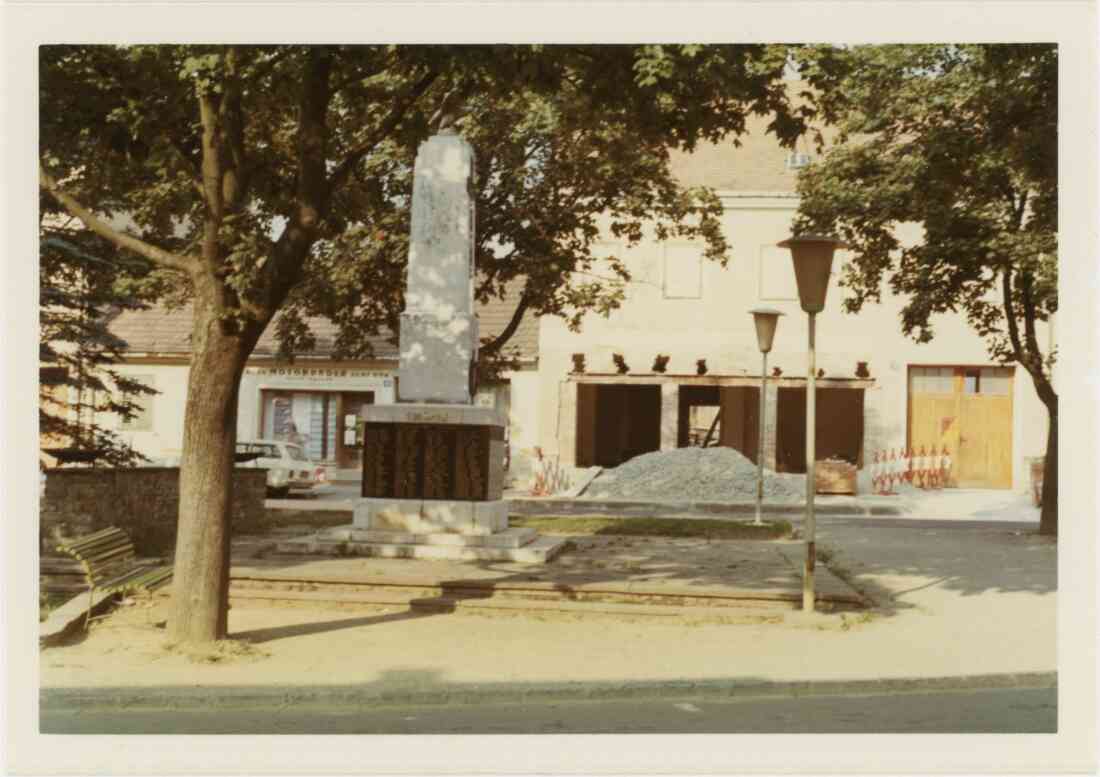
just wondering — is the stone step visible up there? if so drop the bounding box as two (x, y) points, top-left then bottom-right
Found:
(230, 576), (807, 612)
(317, 526), (537, 549)
(275, 534), (567, 564)
(228, 586), (787, 624)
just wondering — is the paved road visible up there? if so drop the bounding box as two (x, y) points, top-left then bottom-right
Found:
(40, 686), (1055, 734)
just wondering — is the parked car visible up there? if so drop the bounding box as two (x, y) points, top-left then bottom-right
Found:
(235, 440), (325, 498)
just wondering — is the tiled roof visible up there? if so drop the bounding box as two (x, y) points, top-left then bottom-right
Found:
(108, 284), (539, 362)
(668, 92), (833, 193)
(106, 305), (399, 359)
(476, 279), (540, 359)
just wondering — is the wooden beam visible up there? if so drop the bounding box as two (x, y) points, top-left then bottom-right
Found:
(569, 373), (875, 390)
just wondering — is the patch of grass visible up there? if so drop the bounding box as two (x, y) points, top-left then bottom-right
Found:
(265, 509), (352, 530)
(510, 515), (791, 540)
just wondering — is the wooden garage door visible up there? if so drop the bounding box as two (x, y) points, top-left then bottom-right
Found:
(908, 366), (1014, 489)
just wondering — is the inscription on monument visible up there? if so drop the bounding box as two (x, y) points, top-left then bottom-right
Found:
(361, 422), (501, 501)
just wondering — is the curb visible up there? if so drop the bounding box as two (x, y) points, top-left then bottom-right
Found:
(508, 497), (902, 518)
(41, 671), (1056, 712)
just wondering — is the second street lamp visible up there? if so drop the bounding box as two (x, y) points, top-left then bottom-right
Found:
(749, 308), (783, 527)
(777, 234), (847, 612)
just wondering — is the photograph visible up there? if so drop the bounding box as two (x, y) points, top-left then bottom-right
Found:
(4, 4), (1097, 774)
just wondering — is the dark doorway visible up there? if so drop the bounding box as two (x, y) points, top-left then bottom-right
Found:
(678, 386), (721, 447)
(575, 384), (661, 467)
(776, 387), (864, 473)
(718, 386), (761, 464)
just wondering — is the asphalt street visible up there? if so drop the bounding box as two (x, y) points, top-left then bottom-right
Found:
(40, 686), (1055, 734)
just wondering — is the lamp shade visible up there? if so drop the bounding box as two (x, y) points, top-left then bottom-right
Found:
(749, 307), (784, 354)
(777, 235), (848, 313)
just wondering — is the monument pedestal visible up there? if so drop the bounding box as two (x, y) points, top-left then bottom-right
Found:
(278, 403), (566, 564)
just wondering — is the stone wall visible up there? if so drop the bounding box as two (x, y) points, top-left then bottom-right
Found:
(40, 467), (267, 556)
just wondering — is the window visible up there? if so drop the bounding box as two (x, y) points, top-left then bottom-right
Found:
(120, 374), (155, 431)
(910, 367), (955, 394)
(979, 367), (1013, 396)
(662, 243), (703, 299)
(786, 152), (812, 170)
(910, 366), (1014, 395)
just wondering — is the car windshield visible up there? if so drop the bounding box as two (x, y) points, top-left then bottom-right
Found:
(284, 444), (309, 461)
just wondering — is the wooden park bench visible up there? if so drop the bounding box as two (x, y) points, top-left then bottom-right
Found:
(55, 527), (173, 628)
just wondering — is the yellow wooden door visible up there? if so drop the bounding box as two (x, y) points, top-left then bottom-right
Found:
(908, 367), (961, 483)
(957, 367), (1014, 488)
(908, 366), (1014, 489)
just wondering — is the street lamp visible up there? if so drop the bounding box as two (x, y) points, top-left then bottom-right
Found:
(777, 234), (847, 611)
(749, 308), (783, 527)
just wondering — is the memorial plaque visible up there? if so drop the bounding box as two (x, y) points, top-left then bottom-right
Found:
(361, 422), (499, 501)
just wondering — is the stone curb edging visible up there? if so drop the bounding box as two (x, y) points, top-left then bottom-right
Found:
(507, 497), (902, 518)
(41, 671), (1055, 712)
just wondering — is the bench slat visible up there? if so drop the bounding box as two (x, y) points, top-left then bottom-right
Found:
(60, 531), (131, 554)
(80, 542), (135, 562)
(67, 535), (134, 557)
(56, 527), (120, 549)
(101, 565), (173, 593)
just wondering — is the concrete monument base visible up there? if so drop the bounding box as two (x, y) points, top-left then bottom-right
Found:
(276, 522), (567, 564)
(353, 498), (508, 535)
(279, 496), (566, 563)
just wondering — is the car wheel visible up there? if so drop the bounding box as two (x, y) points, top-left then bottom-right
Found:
(267, 486), (290, 499)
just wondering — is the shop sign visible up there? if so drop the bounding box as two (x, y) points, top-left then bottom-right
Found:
(247, 366), (393, 386)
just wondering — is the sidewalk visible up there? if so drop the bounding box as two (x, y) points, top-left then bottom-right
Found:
(39, 519), (1055, 709)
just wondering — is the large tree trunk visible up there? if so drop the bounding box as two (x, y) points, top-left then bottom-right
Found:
(1038, 395), (1057, 536)
(168, 298), (252, 643)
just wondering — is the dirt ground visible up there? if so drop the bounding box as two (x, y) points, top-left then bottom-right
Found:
(39, 521), (1055, 694)
(231, 531), (859, 602)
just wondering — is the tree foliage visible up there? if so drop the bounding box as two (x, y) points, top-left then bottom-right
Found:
(39, 197), (157, 466)
(40, 45), (811, 360)
(790, 43), (1058, 533)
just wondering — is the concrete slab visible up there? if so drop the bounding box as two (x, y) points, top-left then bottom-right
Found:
(274, 534), (566, 564)
(317, 526), (538, 549)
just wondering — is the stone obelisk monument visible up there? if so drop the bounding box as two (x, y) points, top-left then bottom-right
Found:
(279, 131), (561, 562)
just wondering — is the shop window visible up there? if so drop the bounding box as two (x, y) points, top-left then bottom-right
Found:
(262, 391), (335, 461)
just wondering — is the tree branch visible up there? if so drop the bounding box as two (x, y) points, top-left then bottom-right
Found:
(480, 290), (531, 356)
(198, 92), (225, 221)
(219, 46), (248, 211)
(327, 68), (440, 195)
(1001, 265), (1025, 364)
(39, 166), (194, 272)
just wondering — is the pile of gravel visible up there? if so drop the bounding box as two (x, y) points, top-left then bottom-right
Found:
(584, 446), (807, 503)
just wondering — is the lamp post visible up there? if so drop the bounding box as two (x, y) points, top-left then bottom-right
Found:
(749, 308), (783, 526)
(777, 234), (847, 611)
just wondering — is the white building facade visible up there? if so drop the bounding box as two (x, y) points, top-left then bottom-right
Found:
(532, 188), (1051, 492)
